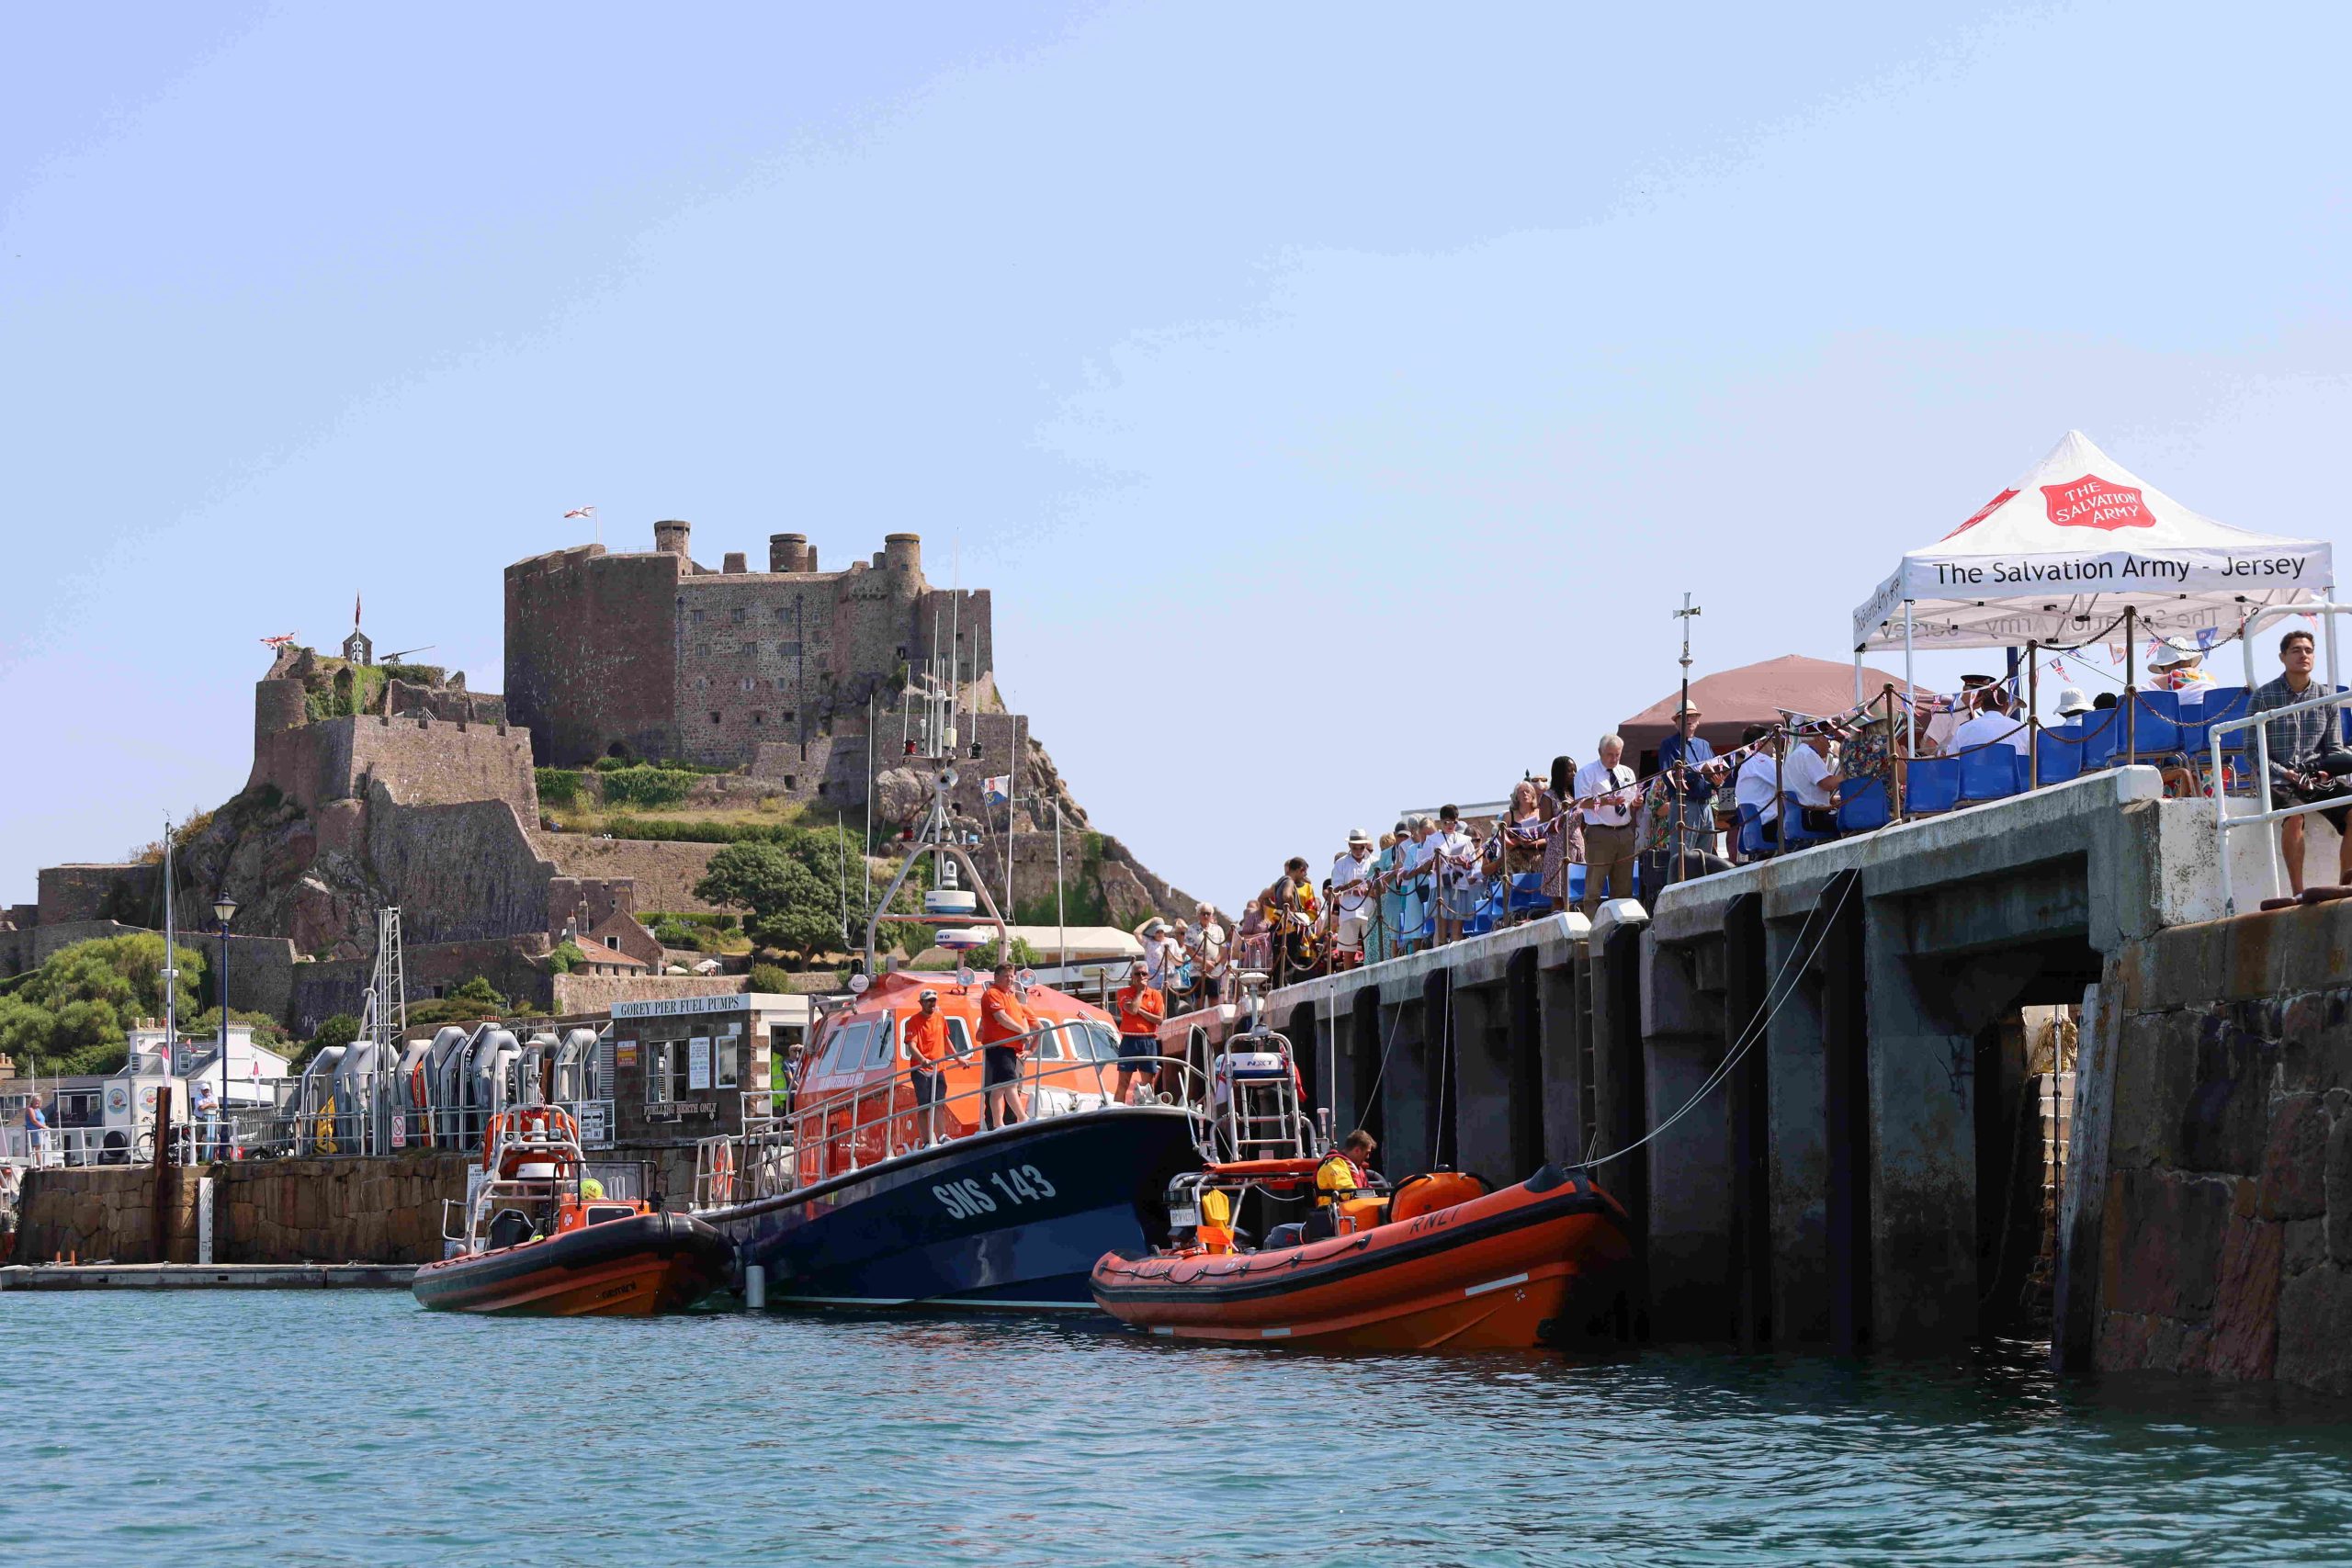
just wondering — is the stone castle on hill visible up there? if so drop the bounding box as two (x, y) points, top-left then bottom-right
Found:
(1, 520), (1193, 1033)
(508, 523), (995, 796)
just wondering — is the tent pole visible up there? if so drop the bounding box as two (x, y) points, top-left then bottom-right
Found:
(2241, 607), (2255, 692)
(2124, 606), (2139, 762)
(1903, 601), (1916, 755)
(1853, 646), (1863, 706)
(2026, 639), (2040, 787)
(2327, 583), (2341, 696)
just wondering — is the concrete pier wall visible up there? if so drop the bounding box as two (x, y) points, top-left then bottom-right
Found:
(1257, 765), (2346, 1380)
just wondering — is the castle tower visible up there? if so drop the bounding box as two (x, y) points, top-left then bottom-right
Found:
(653, 519), (692, 558)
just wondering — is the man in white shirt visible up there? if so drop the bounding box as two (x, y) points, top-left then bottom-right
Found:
(1923, 674), (1999, 756)
(1734, 726), (1785, 856)
(1185, 903), (1228, 1004)
(1574, 734), (1640, 918)
(1781, 728), (1845, 833)
(1951, 685), (2030, 756)
(1329, 830), (1375, 961)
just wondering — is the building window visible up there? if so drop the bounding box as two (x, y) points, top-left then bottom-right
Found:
(692, 609), (706, 624)
(781, 709), (796, 723)
(695, 642), (710, 658)
(605, 935), (621, 950)
(717, 1029), (740, 1090)
(730, 607), (746, 625)
(710, 712), (722, 725)
(778, 641), (803, 659)
(895, 645), (908, 660)
(774, 606), (791, 623)
(752, 712), (765, 726)
(695, 676), (708, 690)
(740, 677), (756, 692)
(784, 774), (797, 789)
(647, 1041), (677, 1103)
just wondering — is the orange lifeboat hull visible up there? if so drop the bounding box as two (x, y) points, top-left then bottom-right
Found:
(1089, 1165), (1630, 1351)
(412, 1213), (732, 1317)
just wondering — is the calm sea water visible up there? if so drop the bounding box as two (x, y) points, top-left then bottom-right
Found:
(7, 1293), (2352, 1567)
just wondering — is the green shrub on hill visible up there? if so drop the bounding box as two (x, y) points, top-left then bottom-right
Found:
(537, 768), (582, 808)
(598, 767), (696, 808)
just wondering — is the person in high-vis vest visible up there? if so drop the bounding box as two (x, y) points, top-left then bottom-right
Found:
(1317, 1129), (1376, 1207)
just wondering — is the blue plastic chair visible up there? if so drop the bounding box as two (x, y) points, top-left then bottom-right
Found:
(1736, 802), (1769, 858)
(1505, 871), (1549, 917)
(2123, 691), (2179, 758)
(1837, 777), (1890, 832)
(2035, 729), (2084, 786)
(2184, 688), (2251, 754)
(1781, 799), (1832, 850)
(1566, 863), (1587, 906)
(1905, 755), (1962, 814)
(1959, 745), (2022, 803)
(2077, 708), (2121, 768)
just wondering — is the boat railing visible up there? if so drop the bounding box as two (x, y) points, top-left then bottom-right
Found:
(690, 1027), (1210, 1210)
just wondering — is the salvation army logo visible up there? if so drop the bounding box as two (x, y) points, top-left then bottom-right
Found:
(1941, 488), (2018, 540)
(2042, 474), (2154, 531)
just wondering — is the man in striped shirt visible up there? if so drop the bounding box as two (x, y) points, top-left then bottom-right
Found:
(2250, 627), (2352, 894)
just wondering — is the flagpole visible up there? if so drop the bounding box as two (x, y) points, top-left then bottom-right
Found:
(1054, 799), (1067, 975)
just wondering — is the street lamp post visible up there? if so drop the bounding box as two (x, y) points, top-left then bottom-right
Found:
(211, 896), (237, 1163)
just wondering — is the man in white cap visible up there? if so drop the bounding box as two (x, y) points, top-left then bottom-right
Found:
(1330, 830), (1375, 964)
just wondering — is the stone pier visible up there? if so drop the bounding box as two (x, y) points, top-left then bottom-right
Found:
(1253, 766), (2352, 1387)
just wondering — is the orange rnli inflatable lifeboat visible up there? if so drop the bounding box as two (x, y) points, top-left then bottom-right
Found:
(412, 1106), (731, 1317)
(1090, 1160), (1630, 1351)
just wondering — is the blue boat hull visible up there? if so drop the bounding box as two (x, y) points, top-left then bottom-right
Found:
(705, 1106), (1205, 1310)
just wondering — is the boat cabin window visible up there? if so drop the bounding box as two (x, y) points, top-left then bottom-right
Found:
(866, 1016), (897, 1070)
(815, 1021), (872, 1080)
(585, 1204), (635, 1226)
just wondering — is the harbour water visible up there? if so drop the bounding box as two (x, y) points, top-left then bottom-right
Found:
(12, 1297), (2352, 1565)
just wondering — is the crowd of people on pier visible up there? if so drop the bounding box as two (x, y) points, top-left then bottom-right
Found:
(1213, 626), (2352, 985)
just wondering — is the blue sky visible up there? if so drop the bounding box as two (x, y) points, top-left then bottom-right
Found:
(5, 2), (2348, 910)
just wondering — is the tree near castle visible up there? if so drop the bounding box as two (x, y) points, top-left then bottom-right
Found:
(0, 933), (207, 1076)
(695, 842), (841, 964)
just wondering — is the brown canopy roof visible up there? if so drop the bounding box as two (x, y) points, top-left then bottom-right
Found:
(1618, 654), (1915, 760)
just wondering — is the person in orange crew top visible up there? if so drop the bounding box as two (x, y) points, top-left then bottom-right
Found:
(1113, 961), (1166, 1107)
(904, 988), (967, 1145)
(978, 960), (1035, 1130)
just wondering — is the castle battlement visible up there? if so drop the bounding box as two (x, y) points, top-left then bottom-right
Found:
(504, 519), (992, 773)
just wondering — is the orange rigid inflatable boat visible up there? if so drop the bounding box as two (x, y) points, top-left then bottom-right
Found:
(1090, 1161), (1631, 1351)
(412, 1106), (731, 1317)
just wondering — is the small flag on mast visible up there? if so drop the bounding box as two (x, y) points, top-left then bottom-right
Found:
(982, 774), (1012, 807)
(564, 505), (597, 519)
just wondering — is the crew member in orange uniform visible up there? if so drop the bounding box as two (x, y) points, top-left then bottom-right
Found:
(978, 960), (1035, 1130)
(1113, 961), (1166, 1106)
(905, 988), (965, 1145)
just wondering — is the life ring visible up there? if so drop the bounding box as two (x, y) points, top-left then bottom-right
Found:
(707, 1140), (736, 1204)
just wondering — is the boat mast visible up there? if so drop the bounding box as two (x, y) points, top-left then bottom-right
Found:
(858, 649), (1011, 977)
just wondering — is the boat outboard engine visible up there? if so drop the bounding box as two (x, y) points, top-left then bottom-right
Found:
(425, 1026), (471, 1145)
(549, 1027), (600, 1106)
(393, 1037), (434, 1147)
(333, 1039), (379, 1154)
(516, 1032), (558, 1108)
(466, 1028), (519, 1145)
(295, 1045), (347, 1156)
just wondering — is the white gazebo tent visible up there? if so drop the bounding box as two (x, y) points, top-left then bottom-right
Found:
(1852, 430), (2333, 750)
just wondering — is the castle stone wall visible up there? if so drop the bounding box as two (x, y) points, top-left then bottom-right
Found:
(529, 833), (722, 916)
(504, 544), (683, 766)
(248, 713), (536, 818)
(37, 864), (158, 927)
(289, 936), (554, 1036)
(362, 787), (554, 944)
